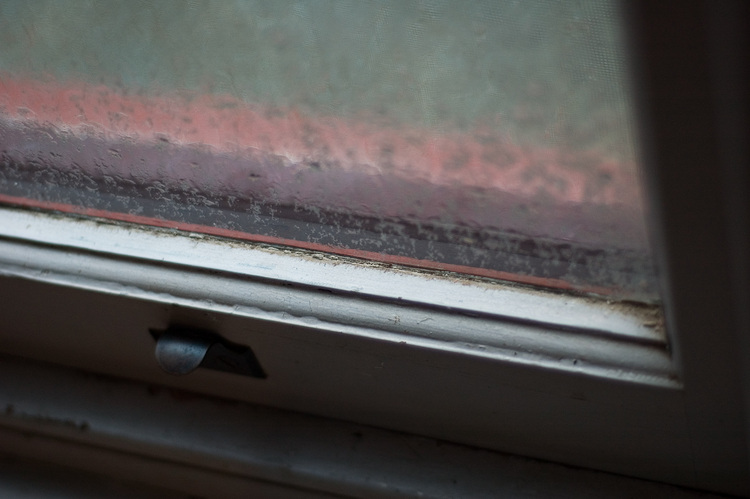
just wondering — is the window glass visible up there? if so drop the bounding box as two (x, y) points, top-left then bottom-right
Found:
(0, 0), (656, 301)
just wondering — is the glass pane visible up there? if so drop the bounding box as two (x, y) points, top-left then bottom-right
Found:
(0, 0), (656, 302)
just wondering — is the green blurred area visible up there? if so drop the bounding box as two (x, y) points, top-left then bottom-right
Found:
(0, 0), (637, 159)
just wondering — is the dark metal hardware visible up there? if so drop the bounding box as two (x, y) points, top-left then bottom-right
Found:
(150, 326), (266, 379)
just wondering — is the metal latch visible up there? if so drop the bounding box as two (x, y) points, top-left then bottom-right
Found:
(150, 326), (266, 379)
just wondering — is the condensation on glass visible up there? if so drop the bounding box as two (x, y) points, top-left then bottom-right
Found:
(0, 1), (657, 301)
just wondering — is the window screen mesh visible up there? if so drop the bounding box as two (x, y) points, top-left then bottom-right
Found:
(0, 0), (656, 301)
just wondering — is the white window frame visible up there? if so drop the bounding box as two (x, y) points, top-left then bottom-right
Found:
(624, 0), (750, 494)
(0, 1), (748, 496)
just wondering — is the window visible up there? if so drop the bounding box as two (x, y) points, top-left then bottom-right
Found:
(0, 1), (748, 497)
(0, 0), (655, 300)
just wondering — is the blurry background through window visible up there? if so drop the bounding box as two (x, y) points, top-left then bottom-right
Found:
(0, 0), (657, 301)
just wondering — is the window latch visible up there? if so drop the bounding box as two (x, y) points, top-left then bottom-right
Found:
(150, 326), (266, 379)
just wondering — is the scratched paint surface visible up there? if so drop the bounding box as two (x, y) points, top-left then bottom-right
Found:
(0, 1), (657, 301)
